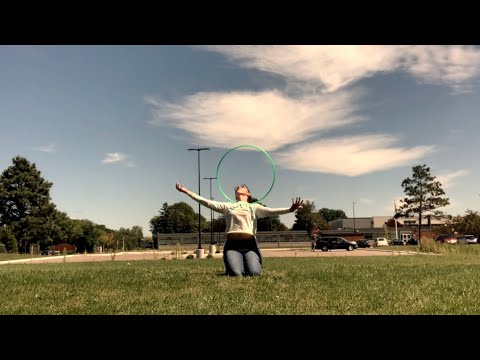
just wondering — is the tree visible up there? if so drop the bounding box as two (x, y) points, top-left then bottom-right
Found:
(451, 210), (480, 237)
(0, 156), (56, 252)
(292, 200), (328, 234)
(0, 226), (18, 252)
(71, 219), (102, 253)
(150, 202), (206, 234)
(397, 164), (450, 243)
(318, 208), (347, 222)
(150, 202), (173, 234)
(250, 197), (288, 231)
(50, 210), (75, 248)
(212, 216), (226, 233)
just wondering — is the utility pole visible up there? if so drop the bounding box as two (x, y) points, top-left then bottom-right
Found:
(353, 201), (356, 235)
(203, 177), (217, 252)
(188, 147), (210, 259)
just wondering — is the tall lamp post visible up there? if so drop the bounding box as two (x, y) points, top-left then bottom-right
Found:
(352, 202), (356, 235)
(203, 176), (217, 255)
(188, 147), (210, 258)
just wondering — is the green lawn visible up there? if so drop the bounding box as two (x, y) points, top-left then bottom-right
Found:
(2, 251), (480, 314)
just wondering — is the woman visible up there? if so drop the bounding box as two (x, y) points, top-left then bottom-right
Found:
(175, 182), (303, 276)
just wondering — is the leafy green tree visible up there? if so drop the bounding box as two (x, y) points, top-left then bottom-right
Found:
(115, 226), (144, 250)
(150, 202), (206, 234)
(451, 210), (480, 237)
(71, 219), (102, 253)
(50, 210), (75, 247)
(249, 196), (288, 231)
(212, 216), (226, 233)
(318, 208), (347, 222)
(0, 156), (56, 252)
(292, 200), (328, 234)
(397, 164), (450, 243)
(0, 226), (18, 252)
(150, 202), (173, 234)
(257, 215), (288, 231)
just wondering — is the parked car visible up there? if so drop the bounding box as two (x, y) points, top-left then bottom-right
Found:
(405, 238), (418, 245)
(315, 237), (358, 251)
(457, 235), (478, 245)
(391, 238), (406, 245)
(434, 234), (458, 244)
(40, 249), (52, 255)
(373, 237), (389, 247)
(356, 239), (371, 248)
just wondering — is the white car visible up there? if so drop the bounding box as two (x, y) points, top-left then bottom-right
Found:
(458, 235), (478, 245)
(373, 237), (389, 246)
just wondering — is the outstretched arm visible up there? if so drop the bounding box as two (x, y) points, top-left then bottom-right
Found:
(176, 183), (193, 196)
(254, 197), (304, 219)
(175, 182), (227, 213)
(289, 197), (304, 212)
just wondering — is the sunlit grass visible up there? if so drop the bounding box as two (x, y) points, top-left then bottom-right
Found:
(2, 252), (480, 314)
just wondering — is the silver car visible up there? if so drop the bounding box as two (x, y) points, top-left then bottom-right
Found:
(458, 235), (478, 245)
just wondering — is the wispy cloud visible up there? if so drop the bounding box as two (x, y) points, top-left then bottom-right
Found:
(146, 89), (366, 152)
(198, 45), (480, 93)
(32, 143), (56, 153)
(436, 169), (469, 188)
(101, 152), (137, 167)
(147, 45), (477, 177)
(274, 135), (435, 176)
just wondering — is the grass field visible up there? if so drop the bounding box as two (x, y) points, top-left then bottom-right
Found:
(2, 247), (480, 314)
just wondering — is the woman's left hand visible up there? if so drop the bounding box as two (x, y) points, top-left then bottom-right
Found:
(289, 197), (304, 212)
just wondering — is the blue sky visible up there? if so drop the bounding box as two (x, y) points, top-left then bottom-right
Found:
(1, 45), (480, 236)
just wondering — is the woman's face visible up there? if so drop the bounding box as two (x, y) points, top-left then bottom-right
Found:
(235, 185), (250, 201)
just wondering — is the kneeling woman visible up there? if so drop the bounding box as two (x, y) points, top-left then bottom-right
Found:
(175, 183), (303, 276)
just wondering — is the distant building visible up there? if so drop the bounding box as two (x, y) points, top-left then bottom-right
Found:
(328, 215), (448, 240)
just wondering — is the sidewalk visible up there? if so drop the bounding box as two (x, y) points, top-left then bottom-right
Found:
(0, 247), (425, 265)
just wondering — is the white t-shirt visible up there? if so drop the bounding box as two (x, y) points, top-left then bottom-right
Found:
(187, 192), (291, 236)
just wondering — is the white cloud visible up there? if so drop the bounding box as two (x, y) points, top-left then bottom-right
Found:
(101, 152), (136, 167)
(436, 169), (469, 188)
(146, 89), (366, 152)
(147, 45), (478, 177)
(198, 45), (480, 93)
(32, 143), (56, 153)
(273, 134), (435, 176)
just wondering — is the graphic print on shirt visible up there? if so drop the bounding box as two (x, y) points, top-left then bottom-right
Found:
(228, 202), (254, 231)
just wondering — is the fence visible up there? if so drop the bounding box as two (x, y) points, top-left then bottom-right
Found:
(153, 230), (310, 247)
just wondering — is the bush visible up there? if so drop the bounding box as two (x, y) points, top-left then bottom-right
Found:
(186, 254), (194, 260)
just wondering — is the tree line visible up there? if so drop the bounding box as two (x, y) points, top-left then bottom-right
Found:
(0, 156), (474, 253)
(0, 156), (144, 253)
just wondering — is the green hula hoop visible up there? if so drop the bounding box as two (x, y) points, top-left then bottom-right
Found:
(216, 145), (276, 204)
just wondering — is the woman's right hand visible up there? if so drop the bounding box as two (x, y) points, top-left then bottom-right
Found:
(176, 183), (188, 193)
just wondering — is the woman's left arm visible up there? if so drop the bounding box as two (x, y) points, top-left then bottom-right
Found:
(255, 197), (304, 218)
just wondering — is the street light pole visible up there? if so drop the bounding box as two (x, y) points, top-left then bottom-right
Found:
(203, 177), (217, 245)
(353, 202), (356, 234)
(188, 148), (210, 255)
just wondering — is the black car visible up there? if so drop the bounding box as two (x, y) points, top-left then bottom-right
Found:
(405, 238), (418, 245)
(315, 236), (358, 251)
(356, 239), (371, 248)
(391, 238), (406, 245)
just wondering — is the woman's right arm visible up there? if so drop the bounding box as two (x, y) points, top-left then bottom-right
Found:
(175, 183), (227, 213)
